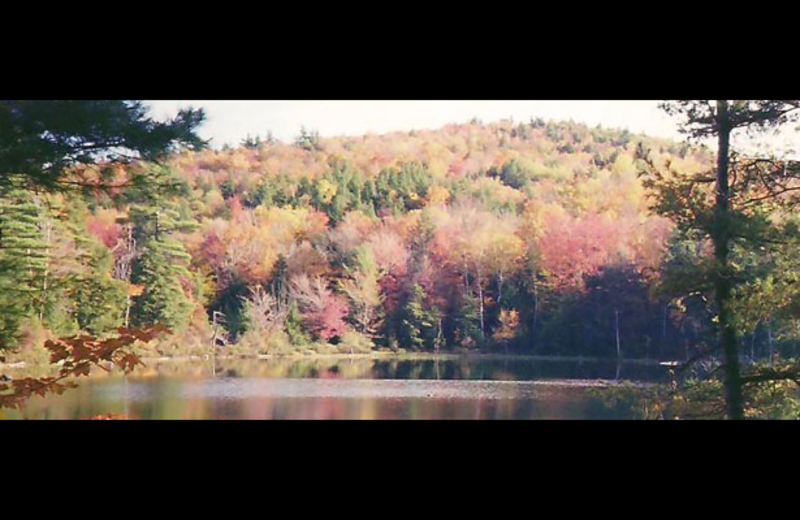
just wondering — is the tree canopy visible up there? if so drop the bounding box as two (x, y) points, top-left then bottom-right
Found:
(0, 100), (206, 191)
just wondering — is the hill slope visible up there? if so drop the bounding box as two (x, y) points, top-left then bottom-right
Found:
(4, 118), (716, 359)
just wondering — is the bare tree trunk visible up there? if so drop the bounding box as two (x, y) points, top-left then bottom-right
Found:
(435, 318), (443, 354)
(462, 257), (470, 293)
(211, 312), (219, 351)
(714, 100), (744, 421)
(615, 309), (621, 359)
(122, 225), (135, 328)
(40, 219), (51, 322)
(531, 280), (539, 352)
(497, 270), (504, 306)
(476, 266), (485, 340)
(768, 324), (774, 367)
(661, 304), (668, 359)
(125, 294), (131, 328)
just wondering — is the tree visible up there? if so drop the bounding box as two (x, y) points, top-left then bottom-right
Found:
(127, 167), (198, 330)
(455, 291), (483, 348)
(374, 163), (432, 214)
(0, 188), (49, 347)
(74, 242), (128, 335)
(0, 100), (206, 192)
(397, 283), (439, 351)
(531, 205), (624, 290)
(295, 126), (322, 152)
(242, 285), (287, 335)
(499, 159), (532, 189)
(493, 309), (520, 350)
(290, 275), (348, 342)
(0, 100), (205, 408)
(436, 202), (524, 341)
(1, 325), (168, 410)
(284, 299), (309, 346)
(241, 134), (263, 150)
(131, 233), (194, 330)
(340, 245), (383, 336)
(645, 100), (800, 420)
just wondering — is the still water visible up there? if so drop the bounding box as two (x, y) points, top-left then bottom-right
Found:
(3, 355), (667, 420)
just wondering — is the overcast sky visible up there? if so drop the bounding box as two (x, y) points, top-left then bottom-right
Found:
(145, 101), (684, 148)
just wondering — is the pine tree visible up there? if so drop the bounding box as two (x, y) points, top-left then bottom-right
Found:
(75, 243), (128, 335)
(398, 283), (439, 351)
(456, 292), (483, 348)
(1, 100), (206, 192)
(340, 245), (383, 336)
(132, 240), (193, 329)
(0, 189), (49, 347)
(128, 168), (198, 330)
(295, 126), (322, 152)
(285, 300), (309, 346)
(241, 134), (263, 149)
(40, 197), (118, 338)
(645, 100), (800, 420)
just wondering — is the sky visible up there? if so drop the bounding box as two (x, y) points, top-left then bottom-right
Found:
(144, 101), (799, 157)
(144, 101), (683, 148)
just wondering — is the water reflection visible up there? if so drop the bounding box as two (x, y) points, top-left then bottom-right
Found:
(5, 356), (665, 420)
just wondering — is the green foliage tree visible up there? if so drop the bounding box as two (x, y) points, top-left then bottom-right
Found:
(0, 100), (206, 192)
(128, 168), (198, 330)
(455, 292), (483, 348)
(374, 163), (432, 214)
(0, 188), (49, 347)
(242, 134), (263, 149)
(295, 126), (322, 152)
(340, 245), (383, 335)
(131, 234), (194, 330)
(308, 160), (367, 223)
(75, 244), (128, 335)
(285, 300), (310, 346)
(499, 159), (532, 189)
(643, 100), (800, 420)
(397, 283), (440, 351)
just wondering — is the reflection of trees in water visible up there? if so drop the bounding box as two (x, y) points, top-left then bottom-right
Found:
(59, 355), (670, 383)
(7, 357), (666, 419)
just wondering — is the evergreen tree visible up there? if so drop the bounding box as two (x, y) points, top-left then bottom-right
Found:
(264, 131), (279, 146)
(75, 243), (128, 335)
(295, 126), (322, 152)
(241, 134), (263, 149)
(398, 283), (440, 351)
(374, 163), (433, 214)
(0, 100), (206, 192)
(128, 168), (198, 330)
(456, 292), (483, 348)
(132, 242), (193, 329)
(645, 100), (800, 419)
(499, 160), (531, 190)
(340, 245), (383, 336)
(285, 300), (309, 346)
(0, 188), (49, 347)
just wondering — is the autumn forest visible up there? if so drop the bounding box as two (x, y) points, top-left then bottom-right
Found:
(3, 100), (800, 420)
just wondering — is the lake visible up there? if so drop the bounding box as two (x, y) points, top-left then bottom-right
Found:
(1, 355), (668, 420)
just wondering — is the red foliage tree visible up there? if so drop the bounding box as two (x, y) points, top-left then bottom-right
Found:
(308, 295), (349, 341)
(290, 275), (349, 341)
(86, 212), (124, 249)
(537, 210), (624, 289)
(0, 326), (168, 410)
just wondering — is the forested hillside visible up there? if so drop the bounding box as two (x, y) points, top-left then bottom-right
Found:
(0, 117), (750, 361)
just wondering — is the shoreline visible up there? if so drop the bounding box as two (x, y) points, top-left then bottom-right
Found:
(1, 351), (675, 372)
